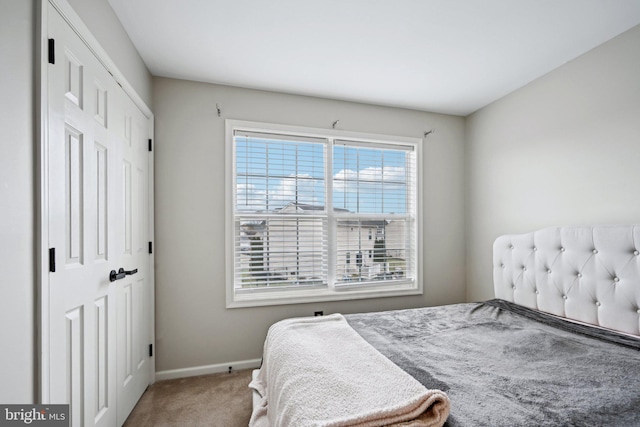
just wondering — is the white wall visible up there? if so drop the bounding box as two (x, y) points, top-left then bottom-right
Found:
(465, 24), (640, 302)
(153, 78), (466, 372)
(0, 0), (36, 403)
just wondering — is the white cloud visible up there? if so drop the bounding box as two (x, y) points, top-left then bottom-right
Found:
(237, 175), (324, 211)
(269, 174), (322, 207)
(333, 166), (406, 192)
(236, 182), (267, 211)
(238, 166), (406, 213)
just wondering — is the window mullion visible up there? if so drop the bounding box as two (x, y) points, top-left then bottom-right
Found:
(326, 138), (336, 288)
(265, 144), (269, 211)
(381, 151), (385, 213)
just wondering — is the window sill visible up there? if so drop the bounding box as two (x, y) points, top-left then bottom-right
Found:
(226, 281), (422, 308)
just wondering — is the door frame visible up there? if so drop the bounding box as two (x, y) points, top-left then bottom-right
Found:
(37, 0), (155, 403)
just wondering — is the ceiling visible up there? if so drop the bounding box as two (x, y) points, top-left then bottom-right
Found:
(107, 0), (640, 116)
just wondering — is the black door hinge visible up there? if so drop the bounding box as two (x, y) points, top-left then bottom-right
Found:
(49, 248), (56, 272)
(148, 139), (152, 152)
(48, 39), (55, 64)
(148, 241), (153, 254)
(149, 344), (153, 357)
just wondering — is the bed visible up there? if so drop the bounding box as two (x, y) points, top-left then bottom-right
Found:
(249, 225), (640, 426)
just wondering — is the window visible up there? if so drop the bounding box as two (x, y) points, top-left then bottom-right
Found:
(226, 120), (422, 307)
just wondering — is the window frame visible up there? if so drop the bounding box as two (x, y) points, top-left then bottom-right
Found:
(225, 119), (423, 308)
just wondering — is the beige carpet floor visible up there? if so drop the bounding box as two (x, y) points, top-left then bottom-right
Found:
(123, 369), (253, 427)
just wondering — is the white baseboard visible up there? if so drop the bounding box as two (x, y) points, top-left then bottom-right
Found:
(155, 358), (262, 381)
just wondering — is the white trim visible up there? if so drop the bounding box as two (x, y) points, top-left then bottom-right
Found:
(414, 138), (424, 305)
(46, 0), (152, 119)
(147, 116), (156, 385)
(326, 139), (335, 287)
(37, 0), (51, 402)
(225, 119), (424, 308)
(155, 359), (262, 381)
(225, 120), (236, 308)
(228, 287), (422, 308)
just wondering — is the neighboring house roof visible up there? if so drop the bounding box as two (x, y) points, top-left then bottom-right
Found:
(279, 203), (388, 228)
(338, 220), (388, 228)
(241, 203), (396, 229)
(278, 202), (350, 213)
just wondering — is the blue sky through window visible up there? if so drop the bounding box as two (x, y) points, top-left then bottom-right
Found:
(333, 145), (407, 214)
(235, 136), (408, 214)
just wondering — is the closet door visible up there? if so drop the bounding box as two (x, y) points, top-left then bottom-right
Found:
(46, 4), (152, 426)
(115, 84), (153, 427)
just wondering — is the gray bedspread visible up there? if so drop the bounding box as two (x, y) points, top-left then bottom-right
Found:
(345, 299), (640, 426)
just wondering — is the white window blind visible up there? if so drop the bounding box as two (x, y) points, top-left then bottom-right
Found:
(234, 131), (328, 290)
(333, 141), (416, 285)
(227, 121), (421, 307)
(234, 131), (326, 213)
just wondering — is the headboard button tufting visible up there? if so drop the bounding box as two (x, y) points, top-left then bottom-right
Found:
(493, 225), (640, 334)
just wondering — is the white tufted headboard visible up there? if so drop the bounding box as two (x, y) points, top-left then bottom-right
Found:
(494, 225), (640, 336)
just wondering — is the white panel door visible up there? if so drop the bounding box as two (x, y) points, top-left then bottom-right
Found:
(47, 4), (152, 426)
(115, 76), (152, 427)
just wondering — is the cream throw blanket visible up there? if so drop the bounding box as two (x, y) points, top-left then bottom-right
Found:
(249, 314), (450, 427)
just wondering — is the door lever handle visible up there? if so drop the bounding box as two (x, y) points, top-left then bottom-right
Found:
(109, 267), (138, 282)
(121, 268), (138, 276)
(109, 269), (126, 282)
